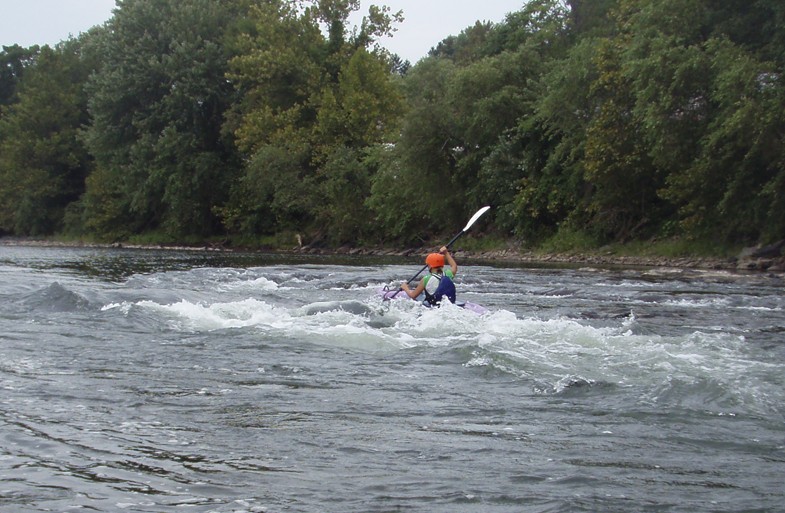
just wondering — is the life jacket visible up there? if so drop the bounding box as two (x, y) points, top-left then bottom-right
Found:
(423, 269), (456, 306)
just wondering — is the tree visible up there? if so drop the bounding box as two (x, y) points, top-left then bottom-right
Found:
(0, 44), (39, 111)
(224, 0), (403, 244)
(314, 49), (403, 243)
(454, 0), (579, 239)
(80, 0), (245, 239)
(509, 38), (594, 240)
(367, 57), (462, 240)
(429, 21), (495, 65)
(0, 39), (95, 235)
(370, 0), (579, 242)
(615, 0), (785, 243)
(662, 37), (785, 242)
(581, 35), (665, 240)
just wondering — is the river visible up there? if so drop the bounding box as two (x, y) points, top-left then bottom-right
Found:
(1, 245), (783, 512)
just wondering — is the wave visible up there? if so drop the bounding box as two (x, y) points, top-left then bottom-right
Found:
(19, 282), (91, 313)
(101, 296), (755, 369)
(95, 274), (785, 417)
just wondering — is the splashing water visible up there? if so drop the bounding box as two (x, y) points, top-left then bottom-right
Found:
(1, 246), (783, 513)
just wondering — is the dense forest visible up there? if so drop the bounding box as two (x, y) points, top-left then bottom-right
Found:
(1, 0), (783, 253)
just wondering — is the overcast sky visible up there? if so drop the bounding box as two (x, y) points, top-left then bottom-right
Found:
(1, 0), (524, 63)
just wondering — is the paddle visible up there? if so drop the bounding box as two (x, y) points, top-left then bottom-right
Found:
(386, 206), (491, 299)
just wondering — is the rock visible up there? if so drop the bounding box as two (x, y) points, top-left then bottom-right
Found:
(735, 240), (785, 272)
(752, 239), (785, 258)
(738, 246), (758, 260)
(767, 257), (785, 272)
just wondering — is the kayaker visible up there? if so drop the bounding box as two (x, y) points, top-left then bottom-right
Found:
(401, 246), (458, 305)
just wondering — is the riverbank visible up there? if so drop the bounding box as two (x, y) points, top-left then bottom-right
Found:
(3, 236), (784, 274)
(317, 245), (785, 273)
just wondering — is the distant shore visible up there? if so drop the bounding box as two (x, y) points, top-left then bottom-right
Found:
(316, 245), (785, 274)
(2, 236), (783, 274)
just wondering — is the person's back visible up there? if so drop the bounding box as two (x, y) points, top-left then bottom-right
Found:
(423, 268), (456, 306)
(401, 247), (458, 305)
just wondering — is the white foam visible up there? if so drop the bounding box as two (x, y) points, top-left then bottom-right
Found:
(223, 276), (280, 291)
(136, 298), (286, 331)
(663, 297), (730, 308)
(104, 290), (780, 413)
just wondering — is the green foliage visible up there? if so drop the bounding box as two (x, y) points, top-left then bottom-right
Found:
(225, 0), (404, 243)
(0, 40), (94, 235)
(80, 0), (244, 239)
(430, 21), (496, 64)
(538, 224), (601, 254)
(366, 57), (463, 239)
(509, 35), (596, 241)
(582, 35), (664, 241)
(452, 234), (510, 253)
(616, 0), (785, 243)
(317, 146), (376, 244)
(1, 0), (784, 255)
(0, 44), (40, 110)
(240, 142), (314, 233)
(365, 143), (418, 242)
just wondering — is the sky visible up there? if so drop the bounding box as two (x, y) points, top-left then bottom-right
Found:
(0, 0), (525, 63)
(354, 0), (525, 62)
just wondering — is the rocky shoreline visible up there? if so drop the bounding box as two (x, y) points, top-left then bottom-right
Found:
(321, 245), (785, 273)
(3, 236), (784, 274)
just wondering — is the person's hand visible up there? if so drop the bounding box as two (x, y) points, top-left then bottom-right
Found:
(401, 282), (410, 291)
(439, 246), (449, 254)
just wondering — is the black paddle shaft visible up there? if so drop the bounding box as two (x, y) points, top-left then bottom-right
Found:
(389, 206), (490, 299)
(401, 230), (464, 287)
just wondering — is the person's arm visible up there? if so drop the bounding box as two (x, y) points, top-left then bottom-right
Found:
(441, 246), (457, 276)
(401, 278), (425, 299)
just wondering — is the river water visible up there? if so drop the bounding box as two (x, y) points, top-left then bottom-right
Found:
(1, 245), (783, 513)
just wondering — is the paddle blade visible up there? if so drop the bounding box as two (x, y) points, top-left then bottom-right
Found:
(462, 206), (491, 232)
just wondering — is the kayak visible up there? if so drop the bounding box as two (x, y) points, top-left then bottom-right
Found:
(378, 287), (489, 315)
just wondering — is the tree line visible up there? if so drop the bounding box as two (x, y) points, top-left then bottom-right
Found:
(1, 0), (783, 250)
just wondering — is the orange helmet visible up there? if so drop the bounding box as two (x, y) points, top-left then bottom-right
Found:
(425, 253), (445, 268)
